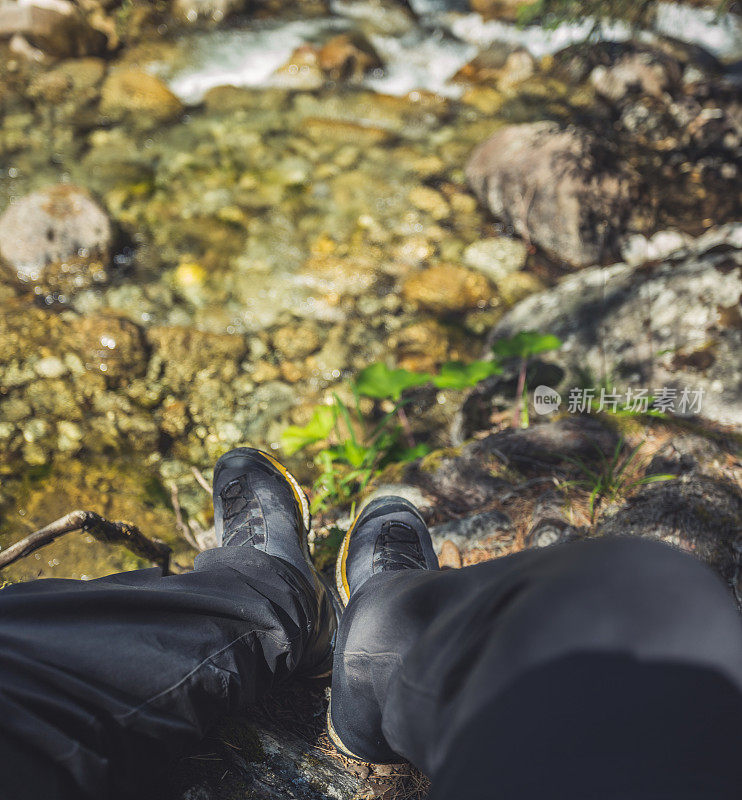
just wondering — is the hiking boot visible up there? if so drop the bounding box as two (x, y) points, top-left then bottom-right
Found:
(335, 495), (439, 607)
(213, 446), (341, 677)
(328, 495), (439, 761)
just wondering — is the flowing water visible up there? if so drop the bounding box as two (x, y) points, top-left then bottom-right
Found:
(0, 0), (739, 581)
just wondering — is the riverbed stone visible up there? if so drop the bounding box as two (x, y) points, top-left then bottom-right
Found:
(100, 68), (184, 125)
(466, 121), (632, 267)
(0, 0), (106, 57)
(463, 237), (528, 281)
(402, 264), (493, 313)
(172, 0), (248, 25)
(69, 314), (148, 386)
(0, 184), (112, 295)
(317, 32), (382, 81)
(272, 322), (321, 360)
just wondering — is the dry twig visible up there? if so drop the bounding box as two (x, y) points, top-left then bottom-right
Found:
(191, 466), (213, 496)
(0, 510), (173, 574)
(169, 482), (202, 551)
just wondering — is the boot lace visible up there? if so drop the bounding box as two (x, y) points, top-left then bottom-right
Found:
(373, 520), (426, 571)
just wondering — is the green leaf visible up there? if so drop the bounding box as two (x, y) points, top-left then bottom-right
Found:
(355, 362), (431, 401)
(491, 331), (562, 360)
(396, 443), (431, 462)
(432, 360), (502, 390)
(280, 406), (336, 456)
(340, 440), (369, 469)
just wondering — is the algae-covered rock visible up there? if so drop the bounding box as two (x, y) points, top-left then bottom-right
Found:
(100, 68), (184, 125)
(402, 263), (493, 313)
(69, 314), (148, 387)
(0, 185), (112, 296)
(146, 326), (248, 389)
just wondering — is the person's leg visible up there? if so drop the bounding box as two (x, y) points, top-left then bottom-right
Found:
(0, 448), (338, 800)
(330, 515), (742, 798)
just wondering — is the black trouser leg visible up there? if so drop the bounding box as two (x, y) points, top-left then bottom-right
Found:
(0, 547), (323, 799)
(331, 538), (742, 798)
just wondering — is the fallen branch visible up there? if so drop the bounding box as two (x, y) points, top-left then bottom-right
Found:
(191, 466), (212, 496)
(169, 482), (202, 551)
(0, 510), (173, 574)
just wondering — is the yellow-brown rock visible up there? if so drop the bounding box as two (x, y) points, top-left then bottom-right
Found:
(100, 68), (184, 124)
(402, 264), (493, 313)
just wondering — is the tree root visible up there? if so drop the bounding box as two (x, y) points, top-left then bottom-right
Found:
(0, 510), (174, 574)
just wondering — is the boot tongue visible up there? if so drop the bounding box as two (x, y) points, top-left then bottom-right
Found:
(374, 521), (426, 571)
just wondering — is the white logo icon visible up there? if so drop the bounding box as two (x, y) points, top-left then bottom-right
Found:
(534, 385), (561, 415)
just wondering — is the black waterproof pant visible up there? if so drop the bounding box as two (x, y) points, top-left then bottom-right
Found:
(1, 538), (741, 799)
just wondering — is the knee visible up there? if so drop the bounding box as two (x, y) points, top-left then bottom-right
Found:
(540, 537), (741, 662)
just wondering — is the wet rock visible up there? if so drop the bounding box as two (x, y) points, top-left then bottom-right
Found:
(402, 263), (493, 313)
(590, 51), (675, 102)
(146, 326), (248, 393)
(100, 68), (184, 126)
(300, 116), (393, 145)
(491, 225), (742, 427)
(70, 314), (148, 387)
(28, 57), (105, 104)
(317, 32), (383, 82)
(430, 508), (512, 553)
(299, 253), (379, 297)
(408, 185), (449, 220)
(463, 237), (527, 282)
(453, 48), (514, 85)
(0, 0), (106, 57)
(499, 49), (536, 92)
(466, 121), (632, 267)
(272, 45), (325, 91)
(0, 184), (112, 296)
(390, 319), (455, 373)
(172, 0), (247, 25)
(272, 322), (321, 361)
(495, 270), (543, 306)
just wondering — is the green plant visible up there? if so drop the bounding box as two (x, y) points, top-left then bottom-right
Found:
(281, 332), (558, 513)
(491, 331), (562, 428)
(281, 387), (428, 514)
(280, 358), (502, 513)
(560, 438), (675, 522)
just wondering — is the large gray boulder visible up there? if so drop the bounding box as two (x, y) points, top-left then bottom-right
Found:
(0, 184), (112, 296)
(466, 121), (632, 267)
(490, 225), (742, 427)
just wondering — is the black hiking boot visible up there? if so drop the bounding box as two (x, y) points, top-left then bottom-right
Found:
(334, 496), (439, 607)
(213, 446), (341, 678)
(328, 496), (439, 761)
